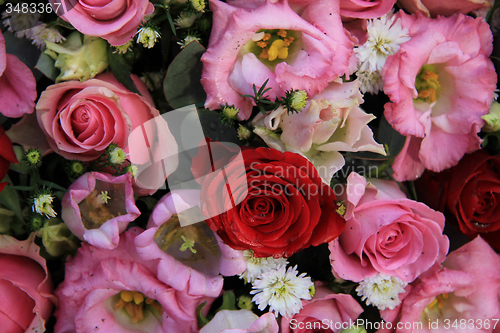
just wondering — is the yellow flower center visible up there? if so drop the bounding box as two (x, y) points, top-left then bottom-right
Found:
(420, 293), (449, 322)
(242, 29), (300, 69)
(415, 65), (441, 104)
(115, 291), (162, 323)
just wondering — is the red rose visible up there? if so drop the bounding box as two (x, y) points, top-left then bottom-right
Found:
(444, 150), (500, 250)
(0, 124), (17, 193)
(199, 145), (345, 258)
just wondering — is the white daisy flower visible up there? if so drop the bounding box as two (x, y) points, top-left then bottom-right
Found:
(109, 146), (127, 165)
(355, 13), (411, 73)
(2, 11), (41, 39)
(357, 70), (384, 95)
(239, 250), (288, 283)
(177, 35), (202, 49)
(136, 26), (161, 49)
(251, 265), (313, 318)
(174, 11), (200, 29)
(33, 192), (57, 218)
(356, 273), (408, 311)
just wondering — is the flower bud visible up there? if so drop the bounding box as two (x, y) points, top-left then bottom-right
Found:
(482, 101), (500, 132)
(37, 218), (79, 257)
(45, 31), (108, 82)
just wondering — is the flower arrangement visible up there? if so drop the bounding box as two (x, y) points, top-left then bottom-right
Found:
(1, 0), (500, 332)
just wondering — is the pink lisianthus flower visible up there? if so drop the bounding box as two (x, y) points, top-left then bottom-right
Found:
(61, 172), (140, 250)
(54, 228), (216, 333)
(135, 190), (246, 297)
(397, 0), (493, 18)
(50, 0), (154, 46)
(377, 236), (500, 333)
(0, 233), (56, 333)
(329, 172), (449, 283)
(382, 12), (497, 181)
(201, 0), (355, 120)
(253, 79), (385, 183)
(0, 30), (37, 118)
(200, 310), (279, 333)
(281, 284), (364, 333)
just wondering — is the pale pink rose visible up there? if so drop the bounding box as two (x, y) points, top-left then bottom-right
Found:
(201, 0), (355, 120)
(340, 0), (397, 20)
(253, 79), (385, 183)
(281, 285), (363, 333)
(383, 12), (497, 181)
(51, 0), (154, 46)
(61, 172), (140, 250)
(397, 0), (493, 17)
(0, 233), (56, 333)
(329, 172), (449, 283)
(135, 190), (246, 297)
(378, 236), (500, 333)
(0, 30), (37, 118)
(200, 309), (279, 333)
(55, 228), (216, 333)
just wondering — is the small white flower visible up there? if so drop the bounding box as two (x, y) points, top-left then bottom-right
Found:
(177, 35), (201, 49)
(109, 147), (127, 165)
(355, 13), (411, 73)
(357, 70), (384, 95)
(239, 250), (288, 283)
(356, 274), (408, 310)
(136, 26), (161, 49)
(2, 11), (41, 39)
(174, 11), (200, 29)
(33, 193), (57, 218)
(250, 265), (313, 318)
(30, 24), (65, 49)
(113, 40), (133, 54)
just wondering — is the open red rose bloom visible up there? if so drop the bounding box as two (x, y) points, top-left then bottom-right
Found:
(197, 144), (345, 258)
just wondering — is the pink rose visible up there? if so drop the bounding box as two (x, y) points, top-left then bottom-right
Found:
(55, 228), (217, 333)
(382, 12), (497, 181)
(0, 30), (37, 118)
(61, 172), (140, 249)
(281, 285), (363, 333)
(201, 0), (355, 120)
(340, 0), (397, 20)
(378, 236), (500, 333)
(329, 172), (449, 283)
(52, 0), (154, 46)
(397, 0), (492, 17)
(135, 190), (246, 297)
(0, 233), (56, 333)
(200, 310), (279, 333)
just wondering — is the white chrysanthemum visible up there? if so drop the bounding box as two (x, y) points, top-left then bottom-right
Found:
(355, 13), (410, 73)
(357, 70), (384, 95)
(136, 26), (161, 49)
(174, 11), (199, 29)
(33, 193), (57, 218)
(356, 274), (408, 311)
(2, 11), (41, 38)
(30, 24), (65, 49)
(239, 250), (288, 283)
(177, 35), (202, 49)
(109, 147), (127, 165)
(251, 265), (313, 318)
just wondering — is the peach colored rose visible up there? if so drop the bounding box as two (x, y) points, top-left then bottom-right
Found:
(51, 0), (154, 46)
(0, 233), (56, 333)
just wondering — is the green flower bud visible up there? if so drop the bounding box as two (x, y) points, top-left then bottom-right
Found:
(64, 160), (87, 179)
(237, 295), (253, 310)
(24, 148), (43, 169)
(45, 31), (108, 82)
(220, 104), (240, 126)
(482, 101), (500, 132)
(237, 125), (252, 141)
(38, 218), (79, 257)
(190, 0), (206, 12)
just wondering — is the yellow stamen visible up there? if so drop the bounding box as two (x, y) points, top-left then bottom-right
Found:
(277, 29), (287, 37)
(121, 290), (134, 302)
(278, 47), (288, 59)
(259, 48), (269, 59)
(263, 33), (271, 41)
(283, 37), (294, 46)
(256, 41), (268, 48)
(134, 292), (145, 305)
(115, 291), (163, 323)
(268, 39), (285, 61)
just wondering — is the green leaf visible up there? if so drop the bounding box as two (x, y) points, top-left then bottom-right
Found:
(196, 301), (210, 328)
(377, 114), (406, 157)
(107, 46), (142, 95)
(198, 108), (241, 144)
(35, 52), (58, 81)
(216, 291), (237, 311)
(0, 177), (24, 222)
(164, 41), (206, 109)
